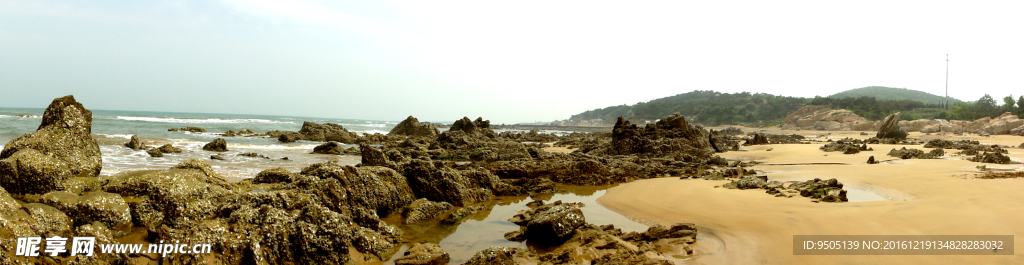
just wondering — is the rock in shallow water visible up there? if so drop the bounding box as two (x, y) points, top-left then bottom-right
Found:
(395, 243), (450, 265)
(203, 138), (228, 152)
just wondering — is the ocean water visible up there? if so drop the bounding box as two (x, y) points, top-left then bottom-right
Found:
(0, 108), (397, 179)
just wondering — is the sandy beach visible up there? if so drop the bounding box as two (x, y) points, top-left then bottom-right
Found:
(599, 129), (1024, 264)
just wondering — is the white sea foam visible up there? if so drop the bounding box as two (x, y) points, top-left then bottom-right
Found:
(115, 116), (295, 124)
(0, 114), (41, 118)
(96, 134), (134, 140)
(228, 143), (321, 150)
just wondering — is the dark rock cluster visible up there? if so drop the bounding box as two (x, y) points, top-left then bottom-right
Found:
(725, 176), (849, 202)
(389, 116), (440, 138)
(168, 126), (207, 133)
(887, 147), (944, 159)
(277, 121), (361, 144)
(819, 139), (872, 154)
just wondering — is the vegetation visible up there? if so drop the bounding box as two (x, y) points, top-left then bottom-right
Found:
(570, 88), (1024, 126)
(828, 86), (962, 105)
(569, 91), (808, 126)
(942, 94), (1024, 120)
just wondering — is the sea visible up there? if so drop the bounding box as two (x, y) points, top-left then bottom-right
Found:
(0, 108), (400, 180)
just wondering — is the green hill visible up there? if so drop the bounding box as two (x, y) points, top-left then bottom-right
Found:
(569, 91), (808, 126)
(828, 86), (962, 105)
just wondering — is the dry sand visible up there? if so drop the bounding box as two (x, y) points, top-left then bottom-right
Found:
(599, 130), (1024, 264)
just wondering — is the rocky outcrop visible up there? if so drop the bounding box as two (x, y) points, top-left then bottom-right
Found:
(876, 112), (908, 140)
(402, 198), (454, 224)
(969, 152), (1012, 164)
(302, 162), (416, 215)
(0, 95), (102, 194)
(253, 167), (297, 183)
(587, 114), (717, 162)
(464, 247), (537, 265)
(360, 143), (392, 166)
(168, 126), (207, 132)
(156, 144), (182, 153)
(782, 106), (873, 131)
(450, 117), (492, 135)
(390, 116), (440, 137)
(403, 160), (493, 206)
(278, 121), (360, 143)
(887, 147), (943, 159)
(124, 135), (146, 150)
(820, 140), (871, 154)
(510, 201), (586, 243)
(312, 141), (346, 155)
(394, 243), (450, 265)
(744, 133), (770, 145)
(202, 138), (228, 152)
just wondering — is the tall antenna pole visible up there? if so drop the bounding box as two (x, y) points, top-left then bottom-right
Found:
(945, 54), (949, 109)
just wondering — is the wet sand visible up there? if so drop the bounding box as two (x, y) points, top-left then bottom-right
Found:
(599, 131), (1024, 264)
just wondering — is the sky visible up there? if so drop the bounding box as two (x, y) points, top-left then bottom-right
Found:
(2, 0), (1023, 123)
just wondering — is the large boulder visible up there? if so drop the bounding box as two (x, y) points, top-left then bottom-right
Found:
(450, 117), (491, 135)
(301, 162), (416, 215)
(511, 202), (586, 244)
(312, 141), (346, 155)
(403, 160), (493, 206)
(390, 116), (440, 137)
(73, 191), (132, 230)
(783, 106), (869, 131)
(253, 167), (297, 184)
(101, 159), (232, 228)
(202, 138), (228, 152)
(876, 112), (907, 140)
(590, 113), (716, 161)
(0, 95), (102, 194)
(299, 121), (358, 143)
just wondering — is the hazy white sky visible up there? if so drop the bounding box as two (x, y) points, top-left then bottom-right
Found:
(2, 0), (1023, 123)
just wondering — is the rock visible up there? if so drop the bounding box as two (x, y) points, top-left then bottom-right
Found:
(302, 162), (416, 215)
(744, 133), (769, 145)
(450, 117), (491, 135)
(156, 144), (182, 153)
(402, 199), (454, 224)
(210, 154), (226, 160)
(239, 129), (255, 134)
(790, 178), (847, 202)
(390, 116), (440, 137)
(0, 149), (77, 194)
(0, 95), (102, 194)
(168, 126), (207, 133)
(970, 152), (1012, 164)
(593, 114), (716, 161)
(23, 203), (72, 236)
(442, 206), (485, 224)
(202, 138), (228, 152)
(403, 160), (493, 206)
(642, 223), (697, 241)
(394, 243), (450, 265)
(300, 121), (358, 143)
(783, 106), (869, 131)
(312, 141), (346, 155)
(124, 135), (146, 150)
(867, 156), (877, 164)
(72, 191), (132, 230)
(524, 203), (586, 243)
(876, 112), (907, 140)
(887, 147), (940, 159)
(464, 247), (535, 265)
(146, 149), (163, 157)
(223, 130), (237, 137)
(101, 159), (232, 228)
(360, 143), (391, 166)
(254, 167), (296, 184)
(727, 175), (768, 190)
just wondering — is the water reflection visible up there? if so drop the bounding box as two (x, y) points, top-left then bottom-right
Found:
(383, 185), (649, 264)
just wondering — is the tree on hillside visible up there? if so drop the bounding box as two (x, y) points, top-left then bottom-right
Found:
(1017, 96), (1024, 115)
(976, 94), (998, 118)
(1001, 95), (1015, 113)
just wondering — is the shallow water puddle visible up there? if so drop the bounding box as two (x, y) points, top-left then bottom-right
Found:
(844, 186), (888, 202)
(383, 185), (649, 264)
